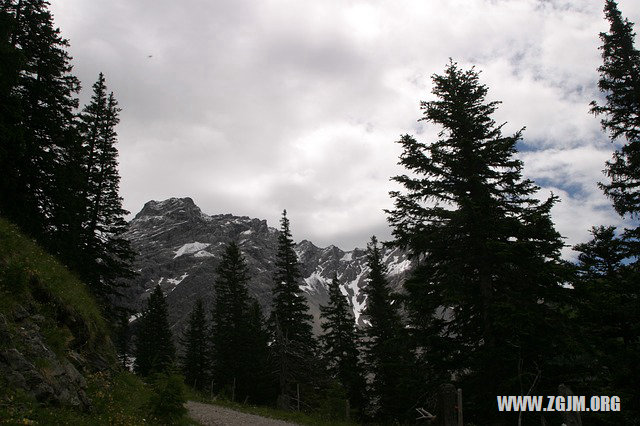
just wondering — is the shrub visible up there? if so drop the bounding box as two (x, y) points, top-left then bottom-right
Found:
(149, 372), (187, 423)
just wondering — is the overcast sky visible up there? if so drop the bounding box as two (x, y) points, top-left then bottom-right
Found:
(50, 0), (639, 256)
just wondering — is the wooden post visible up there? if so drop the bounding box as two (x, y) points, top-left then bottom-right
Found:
(297, 383), (300, 411)
(457, 388), (463, 426)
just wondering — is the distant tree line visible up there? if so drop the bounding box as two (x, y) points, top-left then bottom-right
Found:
(0, 0), (134, 320)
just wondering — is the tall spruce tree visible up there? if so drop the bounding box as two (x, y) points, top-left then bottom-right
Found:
(73, 73), (134, 309)
(319, 274), (367, 416)
(134, 285), (175, 376)
(269, 210), (316, 410)
(0, 4), (132, 318)
(361, 236), (415, 422)
(181, 299), (210, 391)
(387, 62), (569, 424)
(587, 5), (640, 418)
(573, 228), (640, 423)
(245, 299), (276, 405)
(591, 1), (640, 232)
(0, 0), (80, 248)
(211, 241), (271, 403)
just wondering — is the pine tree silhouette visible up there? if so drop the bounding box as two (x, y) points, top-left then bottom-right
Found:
(361, 236), (415, 422)
(387, 61), (569, 424)
(319, 273), (367, 416)
(134, 285), (175, 376)
(269, 210), (317, 409)
(181, 299), (210, 390)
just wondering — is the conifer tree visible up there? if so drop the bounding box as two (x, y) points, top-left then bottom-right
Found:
(0, 0), (80, 246)
(319, 274), (367, 415)
(591, 0), (640, 252)
(181, 299), (210, 391)
(591, 0), (640, 238)
(114, 312), (131, 369)
(0, 3), (132, 318)
(71, 74), (134, 310)
(387, 61), (568, 423)
(269, 210), (317, 409)
(245, 299), (276, 405)
(211, 242), (271, 403)
(573, 227), (640, 422)
(361, 236), (415, 422)
(134, 285), (175, 376)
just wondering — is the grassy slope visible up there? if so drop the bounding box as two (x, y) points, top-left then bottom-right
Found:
(0, 217), (195, 425)
(0, 217), (108, 350)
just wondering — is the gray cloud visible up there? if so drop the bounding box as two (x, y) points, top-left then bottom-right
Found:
(51, 0), (640, 254)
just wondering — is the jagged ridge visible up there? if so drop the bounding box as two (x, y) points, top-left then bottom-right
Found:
(121, 197), (412, 335)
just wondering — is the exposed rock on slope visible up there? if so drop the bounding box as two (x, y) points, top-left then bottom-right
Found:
(0, 218), (115, 411)
(122, 197), (412, 335)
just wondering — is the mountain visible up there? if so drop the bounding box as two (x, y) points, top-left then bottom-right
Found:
(120, 197), (412, 335)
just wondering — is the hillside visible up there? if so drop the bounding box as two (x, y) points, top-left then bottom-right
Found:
(0, 217), (183, 425)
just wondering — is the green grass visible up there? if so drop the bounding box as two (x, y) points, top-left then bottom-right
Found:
(0, 218), (197, 425)
(0, 217), (110, 355)
(1, 371), (198, 425)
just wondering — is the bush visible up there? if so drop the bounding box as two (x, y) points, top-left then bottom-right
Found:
(149, 372), (187, 423)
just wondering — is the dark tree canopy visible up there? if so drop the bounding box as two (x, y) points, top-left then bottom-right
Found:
(73, 73), (134, 310)
(0, 0), (80, 245)
(0, 2), (133, 318)
(211, 241), (271, 403)
(591, 0), (640, 222)
(319, 274), (367, 415)
(387, 61), (569, 424)
(268, 210), (317, 409)
(181, 299), (210, 391)
(134, 285), (176, 376)
(572, 226), (640, 424)
(361, 236), (415, 423)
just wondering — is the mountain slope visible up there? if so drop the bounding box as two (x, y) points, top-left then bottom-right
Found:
(121, 197), (412, 334)
(0, 217), (114, 413)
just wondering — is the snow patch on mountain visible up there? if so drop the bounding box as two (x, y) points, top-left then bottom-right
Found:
(347, 266), (370, 323)
(174, 242), (210, 258)
(193, 250), (214, 258)
(135, 215), (164, 222)
(301, 271), (330, 295)
(167, 273), (188, 286)
(387, 257), (411, 275)
(340, 252), (353, 262)
(165, 273), (189, 293)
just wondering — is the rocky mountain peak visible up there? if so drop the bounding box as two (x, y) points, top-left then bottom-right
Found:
(134, 197), (203, 222)
(121, 198), (412, 337)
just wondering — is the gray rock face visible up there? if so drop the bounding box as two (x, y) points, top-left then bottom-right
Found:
(0, 312), (91, 409)
(121, 197), (412, 336)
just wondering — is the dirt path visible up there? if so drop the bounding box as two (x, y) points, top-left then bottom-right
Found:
(186, 401), (300, 426)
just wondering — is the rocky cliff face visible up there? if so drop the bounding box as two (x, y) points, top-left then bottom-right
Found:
(121, 197), (412, 335)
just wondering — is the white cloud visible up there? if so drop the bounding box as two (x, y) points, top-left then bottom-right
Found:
(50, 0), (640, 253)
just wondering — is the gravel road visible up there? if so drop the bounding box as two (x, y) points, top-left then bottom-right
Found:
(186, 401), (300, 426)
